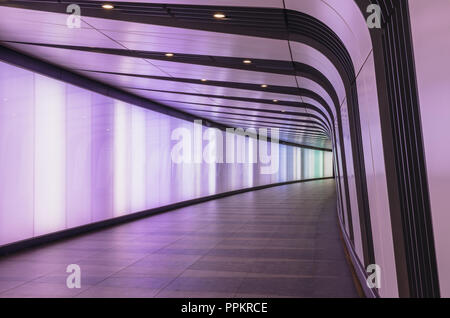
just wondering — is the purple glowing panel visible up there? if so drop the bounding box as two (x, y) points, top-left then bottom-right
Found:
(66, 85), (92, 228)
(34, 74), (66, 236)
(131, 106), (147, 213)
(158, 114), (173, 206)
(145, 112), (161, 209)
(91, 93), (114, 222)
(0, 62), (34, 245)
(113, 101), (131, 217)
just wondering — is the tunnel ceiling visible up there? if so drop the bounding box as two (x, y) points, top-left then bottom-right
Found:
(0, 0), (367, 151)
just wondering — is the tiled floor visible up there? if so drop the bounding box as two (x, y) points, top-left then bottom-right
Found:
(0, 179), (359, 298)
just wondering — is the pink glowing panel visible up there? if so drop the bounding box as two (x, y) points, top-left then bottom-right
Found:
(280, 145), (287, 181)
(311, 150), (317, 178)
(286, 147), (294, 180)
(245, 137), (257, 188)
(194, 163), (202, 198)
(180, 122), (196, 201)
(131, 106), (147, 213)
(0, 62), (34, 245)
(296, 148), (302, 180)
(293, 147), (298, 180)
(114, 101), (131, 216)
(91, 93), (114, 222)
(145, 111), (161, 209)
(324, 152), (333, 177)
(66, 85), (92, 228)
(170, 117), (187, 202)
(318, 151), (324, 178)
(33, 74), (66, 236)
(158, 114), (173, 206)
(207, 161), (217, 195)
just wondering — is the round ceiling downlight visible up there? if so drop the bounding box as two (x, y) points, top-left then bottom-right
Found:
(213, 13), (226, 19)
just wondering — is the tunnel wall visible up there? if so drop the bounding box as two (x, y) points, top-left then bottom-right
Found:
(409, 0), (450, 297)
(0, 60), (333, 247)
(354, 51), (397, 297)
(333, 0), (448, 297)
(293, 0), (399, 297)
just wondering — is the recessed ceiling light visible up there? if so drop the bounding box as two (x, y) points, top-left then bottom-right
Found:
(102, 4), (114, 9)
(261, 84), (268, 88)
(201, 79), (207, 82)
(273, 99), (278, 103)
(243, 59), (252, 64)
(281, 110), (286, 112)
(213, 13), (226, 19)
(165, 53), (174, 57)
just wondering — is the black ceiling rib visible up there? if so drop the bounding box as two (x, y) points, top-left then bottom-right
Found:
(214, 119), (329, 138)
(158, 99), (327, 123)
(150, 99), (331, 134)
(212, 122), (329, 139)
(209, 116), (328, 138)
(79, 69), (333, 111)
(198, 116), (328, 135)
(163, 104), (331, 137)
(219, 128), (330, 144)
(175, 107), (328, 134)
(2, 41), (297, 75)
(1, 41), (337, 124)
(123, 86), (333, 130)
(183, 111), (327, 134)
(191, 112), (327, 132)
(178, 109), (329, 143)
(178, 107), (326, 128)
(129, 95), (331, 132)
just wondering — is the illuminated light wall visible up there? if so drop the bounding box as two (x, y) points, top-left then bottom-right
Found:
(34, 74), (66, 236)
(0, 60), (333, 246)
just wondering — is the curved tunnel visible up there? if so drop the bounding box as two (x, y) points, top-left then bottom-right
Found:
(0, 0), (449, 298)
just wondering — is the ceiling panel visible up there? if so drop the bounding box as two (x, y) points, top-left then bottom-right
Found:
(0, 6), (122, 49)
(86, 0), (284, 8)
(82, 16), (292, 60)
(0, 2), (333, 149)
